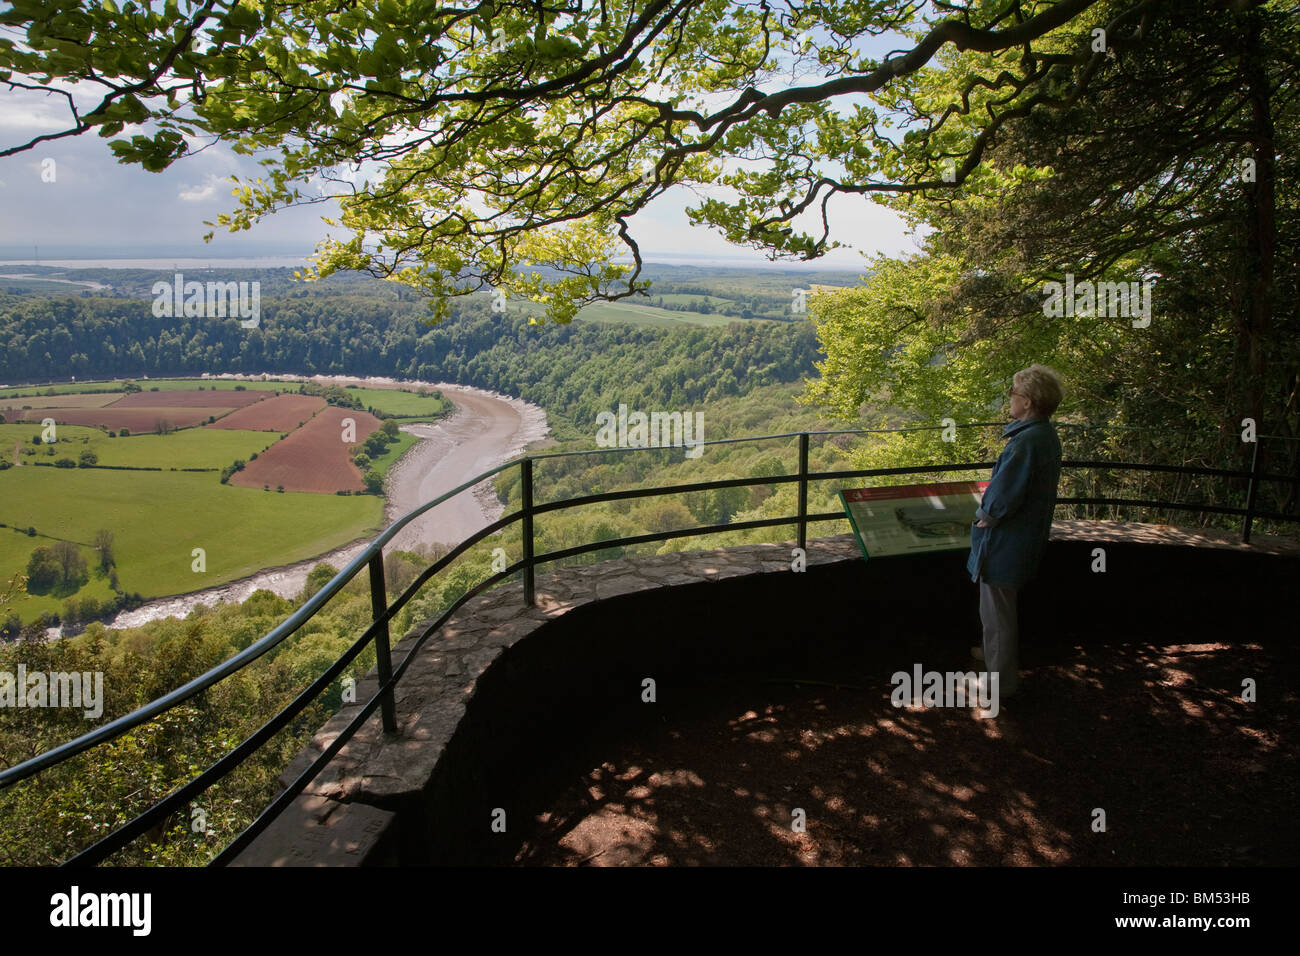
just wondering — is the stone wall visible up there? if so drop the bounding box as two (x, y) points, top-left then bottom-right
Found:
(232, 524), (1298, 865)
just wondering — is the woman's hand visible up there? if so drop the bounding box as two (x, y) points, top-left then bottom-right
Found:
(976, 519), (990, 528)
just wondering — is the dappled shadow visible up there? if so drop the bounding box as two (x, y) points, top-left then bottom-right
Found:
(514, 628), (1297, 866)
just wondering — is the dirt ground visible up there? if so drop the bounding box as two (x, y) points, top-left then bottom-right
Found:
(515, 630), (1298, 866)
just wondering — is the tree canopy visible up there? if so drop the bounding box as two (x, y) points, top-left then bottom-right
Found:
(800, 0), (1295, 501)
(2, 0), (1197, 321)
(4, 0), (1293, 489)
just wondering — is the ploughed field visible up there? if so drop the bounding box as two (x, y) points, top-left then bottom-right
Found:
(1, 383), (267, 432)
(207, 394), (328, 432)
(0, 378), (445, 627)
(231, 406), (382, 493)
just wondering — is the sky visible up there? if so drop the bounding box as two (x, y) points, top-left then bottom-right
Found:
(0, 25), (922, 272)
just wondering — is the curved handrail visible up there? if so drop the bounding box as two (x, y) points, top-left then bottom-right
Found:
(0, 458), (517, 789)
(1, 420), (1295, 866)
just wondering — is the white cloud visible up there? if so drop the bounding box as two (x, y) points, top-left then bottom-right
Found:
(178, 175), (225, 202)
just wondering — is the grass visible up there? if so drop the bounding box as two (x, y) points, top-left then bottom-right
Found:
(0, 529), (118, 622)
(473, 288), (756, 327)
(0, 424), (276, 470)
(0, 277), (96, 294)
(143, 378), (287, 392)
(367, 430), (420, 479)
(652, 293), (734, 307)
(0, 468), (383, 623)
(0, 381), (126, 398)
(571, 300), (756, 327)
(0, 377), (290, 400)
(340, 385), (451, 419)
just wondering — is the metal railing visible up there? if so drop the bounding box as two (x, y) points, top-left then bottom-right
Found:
(1, 422), (1296, 866)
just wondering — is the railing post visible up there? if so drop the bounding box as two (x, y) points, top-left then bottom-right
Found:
(521, 457), (535, 606)
(368, 552), (398, 734)
(1242, 438), (1260, 544)
(797, 432), (809, 553)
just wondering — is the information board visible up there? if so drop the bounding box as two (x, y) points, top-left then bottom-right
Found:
(839, 480), (990, 559)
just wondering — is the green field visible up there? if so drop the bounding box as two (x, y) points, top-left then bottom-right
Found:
(0, 377), (289, 399)
(476, 288), (758, 327)
(341, 385), (451, 419)
(572, 300), (755, 327)
(0, 381), (127, 398)
(0, 468), (382, 622)
(0, 276), (97, 294)
(653, 293), (734, 307)
(367, 429), (420, 479)
(143, 378), (286, 392)
(0, 424), (276, 470)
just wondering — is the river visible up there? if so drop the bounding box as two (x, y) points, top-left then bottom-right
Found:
(103, 377), (549, 630)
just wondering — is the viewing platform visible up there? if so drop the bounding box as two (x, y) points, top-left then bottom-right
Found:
(234, 521), (1299, 866)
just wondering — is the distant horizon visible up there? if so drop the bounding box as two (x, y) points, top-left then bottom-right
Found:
(0, 251), (870, 274)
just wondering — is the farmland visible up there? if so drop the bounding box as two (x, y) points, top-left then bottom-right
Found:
(0, 404), (237, 431)
(572, 300), (748, 327)
(231, 406), (382, 493)
(110, 389), (267, 409)
(208, 394), (327, 431)
(0, 376), (449, 628)
(0, 423), (276, 469)
(337, 385), (450, 419)
(0, 383), (272, 433)
(1, 393), (121, 408)
(366, 429), (419, 479)
(0, 468), (381, 622)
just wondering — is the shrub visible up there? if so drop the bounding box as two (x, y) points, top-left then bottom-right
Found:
(78, 450), (98, 467)
(26, 547), (61, 591)
(55, 458), (76, 468)
(119, 427), (130, 437)
(301, 562), (339, 601)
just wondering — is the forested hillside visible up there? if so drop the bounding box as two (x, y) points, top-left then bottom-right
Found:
(0, 286), (822, 422)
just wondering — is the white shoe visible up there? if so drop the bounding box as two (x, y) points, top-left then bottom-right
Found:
(970, 646), (985, 662)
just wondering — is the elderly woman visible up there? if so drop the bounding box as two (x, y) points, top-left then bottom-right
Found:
(966, 364), (1064, 699)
